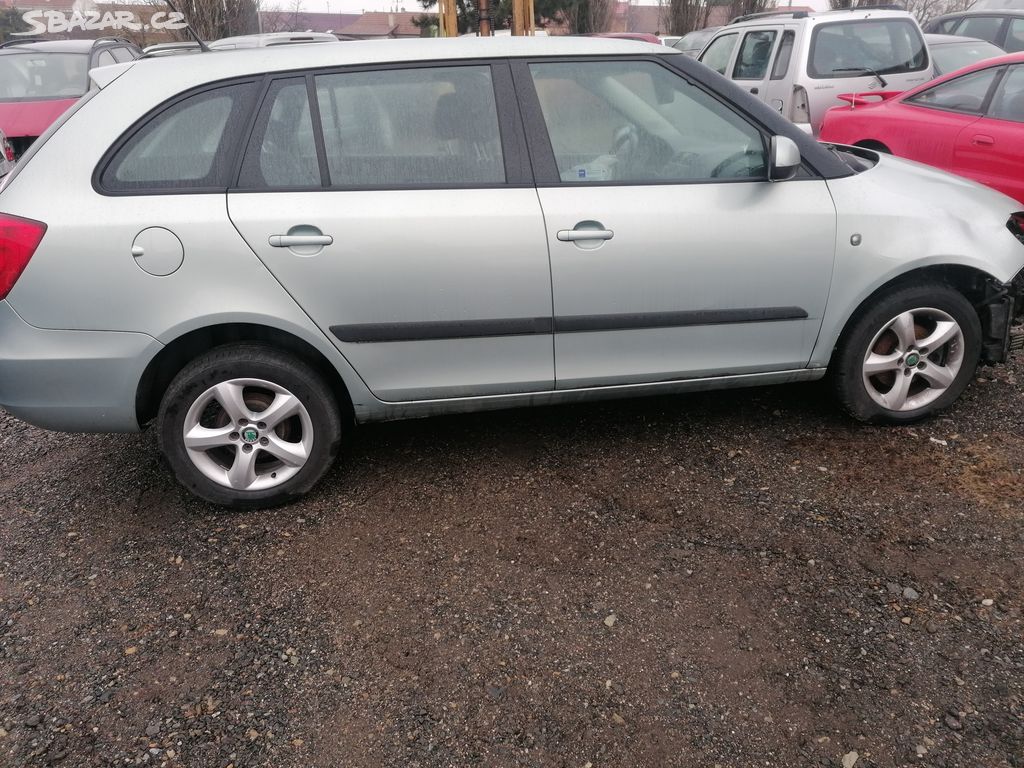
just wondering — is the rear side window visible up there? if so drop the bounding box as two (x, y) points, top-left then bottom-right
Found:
(733, 30), (777, 79)
(988, 64), (1024, 121)
(808, 19), (928, 78)
(932, 19), (959, 34)
(238, 77), (320, 189)
(700, 33), (738, 75)
(1007, 18), (1024, 52)
(955, 16), (1005, 44)
(100, 82), (257, 192)
(771, 30), (795, 79)
(111, 47), (136, 63)
(904, 66), (1000, 113)
(314, 66), (504, 187)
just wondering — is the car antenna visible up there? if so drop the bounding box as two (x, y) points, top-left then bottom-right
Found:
(162, 0), (211, 52)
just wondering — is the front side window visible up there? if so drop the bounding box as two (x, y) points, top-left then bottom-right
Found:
(529, 60), (766, 184)
(808, 20), (928, 78)
(734, 30), (778, 80)
(314, 66), (504, 187)
(101, 82), (256, 191)
(988, 64), (1024, 121)
(0, 53), (88, 101)
(700, 33), (738, 75)
(904, 67), (999, 113)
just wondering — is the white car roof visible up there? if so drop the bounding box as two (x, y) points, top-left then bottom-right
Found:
(727, 8), (916, 28)
(90, 36), (672, 93)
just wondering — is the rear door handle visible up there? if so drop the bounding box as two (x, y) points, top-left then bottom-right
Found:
(971, 134), (995, 146)
(557, 229), (614, 242)
(269, 234), (334, 247)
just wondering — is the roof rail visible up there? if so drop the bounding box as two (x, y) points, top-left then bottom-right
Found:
(0, 37), (44, 47)
(729, 9), (808, 24)
(852, 2), (906, 9)
(92, 36), (135, 46)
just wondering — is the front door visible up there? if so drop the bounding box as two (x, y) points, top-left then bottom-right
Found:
(227, 65), (554, 402)
(517, 58), (838, 390)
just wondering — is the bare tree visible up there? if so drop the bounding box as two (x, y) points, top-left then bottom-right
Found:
(562, 0), (615, 33)
(660, 0), (712, 36)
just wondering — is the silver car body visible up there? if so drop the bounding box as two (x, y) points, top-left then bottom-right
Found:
(0, 38), (1021, 433)
(698, 9), (933, 134)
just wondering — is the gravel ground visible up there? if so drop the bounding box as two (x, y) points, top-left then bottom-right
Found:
(1, 362), (1022, 768)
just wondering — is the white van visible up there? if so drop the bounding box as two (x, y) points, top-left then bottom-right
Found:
(697, 8), (933, 134)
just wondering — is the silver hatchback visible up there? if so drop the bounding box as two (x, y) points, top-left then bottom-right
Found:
(1, 37), (1022, 507)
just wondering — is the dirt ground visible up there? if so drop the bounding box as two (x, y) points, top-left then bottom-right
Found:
(1, 361), (1022, 768)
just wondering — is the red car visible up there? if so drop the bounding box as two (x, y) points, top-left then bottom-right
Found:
(0, 38), (141, 158)
(819, 51), (1024, 203)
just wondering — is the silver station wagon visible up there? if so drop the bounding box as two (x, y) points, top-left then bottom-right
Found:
(1, 37), (1022, 507)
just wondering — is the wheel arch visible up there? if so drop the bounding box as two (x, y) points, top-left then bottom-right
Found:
(828, 264), (1006, 366)
(136, 323), (354, 428)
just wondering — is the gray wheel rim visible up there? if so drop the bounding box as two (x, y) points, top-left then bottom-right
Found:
(182, 378), (314, 492)
(862, 307), (965, 412)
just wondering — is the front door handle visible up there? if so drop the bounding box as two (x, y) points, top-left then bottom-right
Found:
(971, 134), (995, 146)
(269, 234), (334, 247)
(556, 228), (614, 242)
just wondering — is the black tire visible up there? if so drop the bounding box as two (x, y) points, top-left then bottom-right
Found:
(157, 343), (342, 508)
(832, 282), (982, 424)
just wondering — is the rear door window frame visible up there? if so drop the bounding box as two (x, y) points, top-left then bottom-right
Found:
(230, 59), (531, 193)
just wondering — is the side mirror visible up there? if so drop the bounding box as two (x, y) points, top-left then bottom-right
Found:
(769, 135), (801, 181)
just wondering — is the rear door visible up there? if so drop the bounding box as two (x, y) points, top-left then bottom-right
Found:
(226, 63), (554, 402)
(953, 63), (1024, 202)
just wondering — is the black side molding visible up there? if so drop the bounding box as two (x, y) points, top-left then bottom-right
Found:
(331, 306), (807, 344)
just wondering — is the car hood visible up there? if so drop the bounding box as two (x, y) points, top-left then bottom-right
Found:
(0, 99), (79, 139)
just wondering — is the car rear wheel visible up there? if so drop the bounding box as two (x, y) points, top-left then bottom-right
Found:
(832, 283), (981, 423)
(158, 344), (342, 507)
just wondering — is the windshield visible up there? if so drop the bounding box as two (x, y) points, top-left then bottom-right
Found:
(932, 40), (1005, 74)
(675, 28), (718, 51)
(809, 19), (928, 78)
(0, 52), (89, 101)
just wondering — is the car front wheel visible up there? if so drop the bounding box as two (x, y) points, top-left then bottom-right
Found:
(158, 344), (342, 507)
(833, 283), (982, 423)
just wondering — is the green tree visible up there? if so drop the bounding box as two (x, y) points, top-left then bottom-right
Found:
(0, 7), (33, 42)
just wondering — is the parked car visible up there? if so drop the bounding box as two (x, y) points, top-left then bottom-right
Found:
(208, 32), (340, 50)
(923, 9), (1024, 53)
(587, 33), (663, 44)
(142, 41), (205, 58)
(926, 33), (1005, 75)
(698, 8), (932, 134)
(1, 37), (1022, 507)
(0, 38), (141, 158)
(660, 35), (682, 47)
(672, 26), (722, 56)
(819, 51), (1024, 204)
(0, 126), (14, 177)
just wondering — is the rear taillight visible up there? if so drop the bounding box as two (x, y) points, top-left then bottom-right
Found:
(1008, 213), (1024, 244)
(791, 85), (810, 125)
(2, 138), (13, 163)
(0, 213), (46, 300)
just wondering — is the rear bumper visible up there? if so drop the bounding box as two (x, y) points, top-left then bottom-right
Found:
(0, 301), (159, 432)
